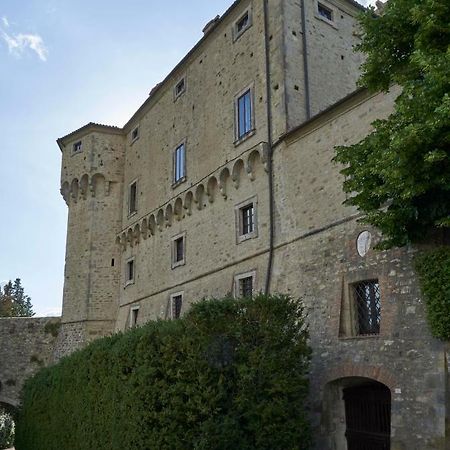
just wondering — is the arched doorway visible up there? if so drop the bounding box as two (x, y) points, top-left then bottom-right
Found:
(343, 381), (390, 449)
(322, 377), (391, 450)
(0, 401), (17, 450)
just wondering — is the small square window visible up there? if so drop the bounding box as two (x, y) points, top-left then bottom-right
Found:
(173, 143), (186, 185)
(318, 3), (333, 21)
(129, 181), (138, 216)
(233, 10), (252, 40)
(234, 271), (256, 298)
(129, 307), (139, 328)
(73, 141), (82, 153)
(236, 89), (254, 141)
(131, 126), (139, 142)
(126, 259), (135, 285)
(170, 293), (183, 319)
(352, 280), (381, 336)
(171, 232), (186, 268)
(235, 197), (258, 243)
(174, 77), (186, 99)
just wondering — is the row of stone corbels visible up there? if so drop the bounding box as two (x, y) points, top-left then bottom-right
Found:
(60, 173), (111, 205)
(116, 142), (269, 251)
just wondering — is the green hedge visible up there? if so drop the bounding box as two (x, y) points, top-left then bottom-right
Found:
(415, 247), (450, 340)
(15, 294), (311, 450)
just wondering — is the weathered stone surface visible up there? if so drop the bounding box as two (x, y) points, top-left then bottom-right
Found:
(0, 317), (60, 407)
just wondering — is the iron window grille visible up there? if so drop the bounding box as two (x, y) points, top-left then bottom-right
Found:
(353, 280), (381, 335)
(239, 276), (253, 298)
(171, 295), (183, 319)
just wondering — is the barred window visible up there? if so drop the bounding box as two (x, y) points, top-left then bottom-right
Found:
(171, 295), (183, 319)
(239, 276), (253, 297)
(353, 280), (381, 335)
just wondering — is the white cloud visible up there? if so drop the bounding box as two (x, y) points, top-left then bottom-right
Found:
(1, 30), (48, 61)
(1, 16), (9, 27)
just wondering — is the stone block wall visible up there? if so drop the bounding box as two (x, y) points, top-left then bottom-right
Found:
(0, 317), (60, 407)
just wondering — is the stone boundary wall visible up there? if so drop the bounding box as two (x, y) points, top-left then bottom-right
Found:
(0, 317), (61, 407)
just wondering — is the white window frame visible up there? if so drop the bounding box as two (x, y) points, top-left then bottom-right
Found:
(125, 257), (135, 287)
(129, 306), (140, 328)
(235, 196), (258, 243)
(234, 270), (256, 298)
(172, 140), (187, 187)
(130, 126), (140, 144)
(234, 84), (255, 145)
(169, 291), (184, 319)
(72, 140), (82, 154)
(171, 231), (186, 269)
(233, 8), (252, 41)
(128, 179), (138, 217)
(174, 76), (186, 100)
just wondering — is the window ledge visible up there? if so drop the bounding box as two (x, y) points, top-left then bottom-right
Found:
(171, 260), (186, 269)
(128, 210), (138, 219)
(234, 129), (256, 147)
(314, 13), (338, 30)
(237, 231), (258, 244)
(124, 280), (135, 289)
(338, 334), (380, 341)
(172, 177), (187, 189)
(130, 136), (140, 146)
(71, 150), (82, 157)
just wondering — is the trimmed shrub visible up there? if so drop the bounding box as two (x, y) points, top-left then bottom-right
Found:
(15, 294), (311, 450)
(415, 247), (450, 340)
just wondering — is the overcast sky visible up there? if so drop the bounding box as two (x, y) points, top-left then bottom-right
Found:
(0, 0), (375, 317)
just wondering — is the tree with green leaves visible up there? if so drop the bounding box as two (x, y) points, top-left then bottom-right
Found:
(0, 278), (34, 317)
(334, 0), (450, 248)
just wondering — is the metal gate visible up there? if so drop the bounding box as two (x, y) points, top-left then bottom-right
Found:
(343, 383), (391, 450)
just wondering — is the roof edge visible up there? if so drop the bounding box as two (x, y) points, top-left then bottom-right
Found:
(57, 122), (124, 151)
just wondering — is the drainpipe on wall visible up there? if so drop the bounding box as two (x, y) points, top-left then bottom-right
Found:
(263, 0), (275, 295)
(301, 0), (312, 120)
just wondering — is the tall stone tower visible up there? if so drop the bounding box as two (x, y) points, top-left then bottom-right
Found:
(55, 124), (125, 358)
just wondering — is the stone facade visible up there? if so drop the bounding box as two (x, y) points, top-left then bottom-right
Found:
(0, 317), (60, 408)
(2, 0), (445, 448)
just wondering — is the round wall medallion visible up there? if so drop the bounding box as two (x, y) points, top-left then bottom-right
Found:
(357, 231), (372, 257)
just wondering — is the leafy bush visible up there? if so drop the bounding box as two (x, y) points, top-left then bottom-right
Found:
(415, 247), (450, 340)
(15, 294), (311, 450)
(0, 408), (15, 449)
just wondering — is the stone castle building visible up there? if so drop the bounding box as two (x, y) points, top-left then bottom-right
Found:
(1, 0), (448, 449)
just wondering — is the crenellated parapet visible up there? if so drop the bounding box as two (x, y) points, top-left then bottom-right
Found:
(117, 142), (269, 250)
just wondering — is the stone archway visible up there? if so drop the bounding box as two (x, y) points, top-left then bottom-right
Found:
(321, 377), (391, 450)
(0, 400), (17, 450)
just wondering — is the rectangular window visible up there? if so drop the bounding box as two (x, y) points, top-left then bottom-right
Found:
(234, 271), (256, 298)
(129, 181), (137, 215)
(130, 307), (139, 327)
(353, 280), (381, 335)
(235, 197), (258, 243)
(174, 77), (186, 99)
(171, 294), (183, 319)
(131, 126), (139, 142)
(171, 232), (186, 268)
(126, 259), (135, 284)
(237, 90), (252, 139)
(173, 143), (186, 184)
(241, 204), (255, 235)
(318, 3), (333, 21)
(73, 141), (82, 153)
(233, 10), (252, 40)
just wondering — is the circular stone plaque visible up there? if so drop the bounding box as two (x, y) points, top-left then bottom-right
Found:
(357, 231), (372, 257)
